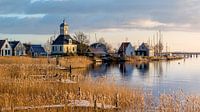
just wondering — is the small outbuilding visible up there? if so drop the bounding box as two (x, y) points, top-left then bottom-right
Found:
(118, 42), (135, 57)
(30, 45), (47, 57)
(87, 43), (108, 57)
(136, 43), (154, 57)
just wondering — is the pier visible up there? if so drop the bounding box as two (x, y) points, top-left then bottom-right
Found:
(163, 52), (200, 58)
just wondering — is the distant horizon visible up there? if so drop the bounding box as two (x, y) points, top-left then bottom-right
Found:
(1, 29), (200, 52)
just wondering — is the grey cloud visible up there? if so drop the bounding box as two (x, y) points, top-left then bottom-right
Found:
(0, 0), (200, 34)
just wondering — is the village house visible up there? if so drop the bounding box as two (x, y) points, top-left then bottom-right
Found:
(9, 41), (26, 56)
(118, 42), (135, 57)
(136, 43), (154, 57)
(0, 39), (12, 56)
(88, 43), (108, 57)
(51, 20), (77, 55)
(30, 45), (47, 57)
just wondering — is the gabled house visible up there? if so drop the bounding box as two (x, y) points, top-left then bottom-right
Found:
(118, 42), (135, 57)
(51, 20), (77, 55)
(136, 43), (154, 57)
(30, 45), (47, 57)
(87, 43), (108, 57)
(0, 39), (12, 56)
(9, 41), (26, 56)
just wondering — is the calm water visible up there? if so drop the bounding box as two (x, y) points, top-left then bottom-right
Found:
(87, 57), (200, 95)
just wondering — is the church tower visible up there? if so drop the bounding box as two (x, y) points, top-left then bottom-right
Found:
(60, 19), (69, 35)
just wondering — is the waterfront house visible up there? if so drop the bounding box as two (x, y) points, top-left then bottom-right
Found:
(0, 39), (12, 56)
(9, 41), (26, 56)
(87, 43), (108, 57)
(118, 42), (135, 57)
(136, 43), (154, 57)
(30, 45), (47, 57)
(51, 20), (77, 55)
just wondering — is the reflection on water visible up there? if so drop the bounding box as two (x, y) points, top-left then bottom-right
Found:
(87, 58), (200, 95)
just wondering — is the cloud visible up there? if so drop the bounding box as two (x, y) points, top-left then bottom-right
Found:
(0, 14), (46, 19)
(128, 19), (167, 28)
(0, 0), (200, 34)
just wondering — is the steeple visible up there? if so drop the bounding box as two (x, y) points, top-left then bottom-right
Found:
(60, 19), (69, 35)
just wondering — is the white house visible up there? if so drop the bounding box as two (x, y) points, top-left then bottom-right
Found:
(118, 42), (135, 57)
(51, 20), (77, 55)
(136, 43), (154, 57)
(0, 39), (12, 56)
(9, 41), (26, 56)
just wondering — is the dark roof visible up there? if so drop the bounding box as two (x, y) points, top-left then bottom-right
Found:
(23, 43), (31, 51)
(0, 40), (6, 49)
(118, 42), (131, 52)
(89, 43), (107, 54)
(9, 41), (20, 49)
(142, 43), (150, 48)
(30, 45), (46, 54)
(52, 35), (76, 45)
(90, 43), (107, 49)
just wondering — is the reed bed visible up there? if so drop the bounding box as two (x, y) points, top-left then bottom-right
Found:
(0, 57), (200, 112)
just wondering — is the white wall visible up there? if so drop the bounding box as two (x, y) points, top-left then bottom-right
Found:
(0, 40), (12, 56)
(125, 44), (135, 56)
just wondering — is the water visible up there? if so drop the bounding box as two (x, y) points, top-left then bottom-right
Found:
(87, 57), (200, 95)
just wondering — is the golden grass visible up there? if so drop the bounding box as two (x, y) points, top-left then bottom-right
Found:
(0, 56), (199, 112)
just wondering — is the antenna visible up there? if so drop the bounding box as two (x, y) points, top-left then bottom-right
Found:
(95, 33), (97, 42)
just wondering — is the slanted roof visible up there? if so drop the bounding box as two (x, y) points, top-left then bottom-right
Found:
(9, 41), (20, 49)
(90, 43), (107, 50)
(142, 43), (150, 49)
(89, 43), (108, 55)
(89, 48), (107, 54)
(118, 42), (131, 52)
(52, 35), (76, 45)
(0, 40), (6, 49)
(30, 45), (46, 54)
(138, 43), (153, 51)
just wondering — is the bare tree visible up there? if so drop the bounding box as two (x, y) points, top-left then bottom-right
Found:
(74, 32), (90, 45)
(73, 32), (90, 55)
(97, 37), (112, 53)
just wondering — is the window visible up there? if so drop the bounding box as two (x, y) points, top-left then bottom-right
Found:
(5, 44), (8, 48)
(52, 46), (54, 51)
(5, 50), (7, 55)
(8, 50), (10, 55)
(60, 46), (63, 51)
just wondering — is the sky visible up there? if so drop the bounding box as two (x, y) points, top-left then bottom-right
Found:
(0, 0), (200, 51)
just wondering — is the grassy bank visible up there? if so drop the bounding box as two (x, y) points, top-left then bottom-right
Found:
(0, 57), (199, 112)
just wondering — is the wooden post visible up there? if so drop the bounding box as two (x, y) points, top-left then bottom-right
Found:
(78, 87), (81, 100)
(93, 95), (97, 110)
(56, 56), (59, 65)
(115, 93), (119, 108)
(11, 103), (14, 112)
(69, 65), (72, 74)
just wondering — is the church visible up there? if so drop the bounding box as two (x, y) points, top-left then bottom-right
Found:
(51, 20), (77, 55)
